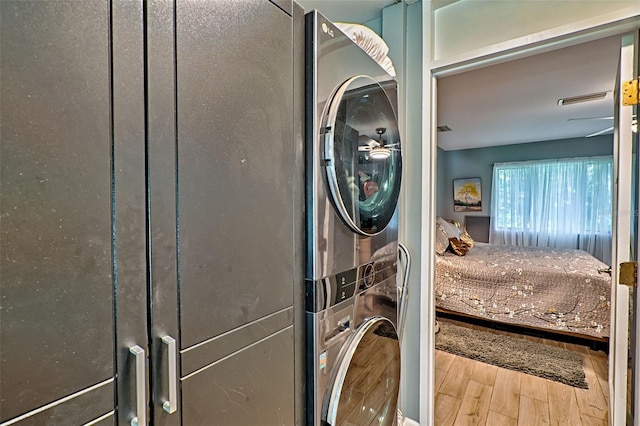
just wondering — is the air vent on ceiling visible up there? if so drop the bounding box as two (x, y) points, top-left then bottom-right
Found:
(557, 91), (608, 106)
(437, 125), (452, 132)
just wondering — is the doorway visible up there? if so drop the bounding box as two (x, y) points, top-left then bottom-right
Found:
(431, 29), (638, 425)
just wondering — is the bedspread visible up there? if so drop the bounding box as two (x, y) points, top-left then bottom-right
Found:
(435, 244), (611, 339)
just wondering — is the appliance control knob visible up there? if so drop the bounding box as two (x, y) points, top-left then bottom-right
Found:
(363, 263), (376, 288)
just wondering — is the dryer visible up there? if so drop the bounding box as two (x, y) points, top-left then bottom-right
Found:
(305, 11), (402, 426)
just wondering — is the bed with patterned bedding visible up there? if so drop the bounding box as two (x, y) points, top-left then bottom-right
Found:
(435, 243), (612, 340)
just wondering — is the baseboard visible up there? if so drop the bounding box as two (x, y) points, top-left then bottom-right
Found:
(397, 408), (419, 425)
(403, 417), (419, 426)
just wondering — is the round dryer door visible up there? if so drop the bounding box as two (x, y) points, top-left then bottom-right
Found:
(323, 75), (402, 235)
(323, 317), (400, 426)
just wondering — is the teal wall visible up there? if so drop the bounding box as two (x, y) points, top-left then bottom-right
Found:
(363, 16), (382, 35)
(437, 135), (614, 223)
(383, 1), (423, 421)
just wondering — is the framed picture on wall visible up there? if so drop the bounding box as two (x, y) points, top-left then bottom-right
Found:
(453, 177), (482, 212)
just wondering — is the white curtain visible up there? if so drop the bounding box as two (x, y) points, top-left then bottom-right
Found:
(489, 156), (613, 265)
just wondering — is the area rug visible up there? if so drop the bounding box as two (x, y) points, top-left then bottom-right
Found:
(435, 321), (588, 389)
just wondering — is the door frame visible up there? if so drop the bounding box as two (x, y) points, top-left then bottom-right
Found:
(610, 31), (638, 425)
(422, 10), (640, 426)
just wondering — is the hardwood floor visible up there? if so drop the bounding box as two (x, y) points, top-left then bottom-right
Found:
(434, 318), (609, 425)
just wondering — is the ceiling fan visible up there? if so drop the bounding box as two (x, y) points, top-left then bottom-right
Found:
(569, 115), (638, 138)
(358, 127), (399, 159)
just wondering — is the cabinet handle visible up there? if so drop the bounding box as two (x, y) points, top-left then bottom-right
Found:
(161, 335), (178, 414)
(129, 345), (147, 426)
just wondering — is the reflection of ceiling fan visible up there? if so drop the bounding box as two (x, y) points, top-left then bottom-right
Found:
(569, 115), (638, 138)
(358, 127), (399, 159)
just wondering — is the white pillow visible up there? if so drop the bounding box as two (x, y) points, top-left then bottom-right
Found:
(378, 56), (397, 78)
(335, 23), (389, 61)
(436, 216), (461, 239)
(435, 221), (449, 255)
(335, 23), (396, 77)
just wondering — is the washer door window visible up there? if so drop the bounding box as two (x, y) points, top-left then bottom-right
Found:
(324, 75), (402, 235)
(324, 317), (400, 426)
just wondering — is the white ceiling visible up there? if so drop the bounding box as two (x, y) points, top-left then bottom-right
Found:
(296, 1), (623, 152)
(437, 35), (621, 151)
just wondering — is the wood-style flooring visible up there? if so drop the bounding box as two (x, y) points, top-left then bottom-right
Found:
(434, 318), (609, 425)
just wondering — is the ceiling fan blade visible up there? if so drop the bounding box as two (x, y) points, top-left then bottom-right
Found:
(570, 114), (636, 122)
(358, 146), (372, 151)
(568, 116), (613, 121)
(359, 135), (379, 147)
(585, 126), (614, 138)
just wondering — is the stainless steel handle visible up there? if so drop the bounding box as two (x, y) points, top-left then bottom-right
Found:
(129, 345), (146, 426)
(324, 276), (332, 310)
(397, 242), (411, 341)
(161, 335), (178, 414)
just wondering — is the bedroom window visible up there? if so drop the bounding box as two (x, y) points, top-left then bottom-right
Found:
(490, 156), (613, 263)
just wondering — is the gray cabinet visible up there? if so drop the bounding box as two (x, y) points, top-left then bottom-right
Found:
(175, 0), (295, 347)
(0, 1), (303, 424)
(1, 1), (133, 423)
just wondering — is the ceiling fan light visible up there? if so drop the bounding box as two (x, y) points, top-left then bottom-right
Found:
(369, 147), (391, 159)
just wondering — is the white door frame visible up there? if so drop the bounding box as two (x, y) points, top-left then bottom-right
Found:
(422, 8), (640, 426)
(610, 31), (637, 425)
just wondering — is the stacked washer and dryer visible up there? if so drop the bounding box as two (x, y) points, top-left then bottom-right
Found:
(305, 11), (404, 426)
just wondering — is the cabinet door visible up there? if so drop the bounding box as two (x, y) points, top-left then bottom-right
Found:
(176, 0), (295, 348)
(147, 0), (181, 424)
(169, 0), (297, 421)
(0, 1), (148, 424)
(181, 328), (295, 425)
(112, 0), (149, 425)
(0, 1), (115, 423)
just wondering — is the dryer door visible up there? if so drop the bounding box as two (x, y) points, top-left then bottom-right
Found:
(323, 316), (400, 426)
(323, 76), (402, 236)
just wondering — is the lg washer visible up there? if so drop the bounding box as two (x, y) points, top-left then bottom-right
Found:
(305, 11), (403, 426)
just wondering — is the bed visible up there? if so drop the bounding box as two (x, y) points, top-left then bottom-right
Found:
(434, 218), (611, 341)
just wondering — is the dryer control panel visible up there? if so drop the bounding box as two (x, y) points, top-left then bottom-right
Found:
(305, 267), (358, 312)
(305, 261), (397, 313)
